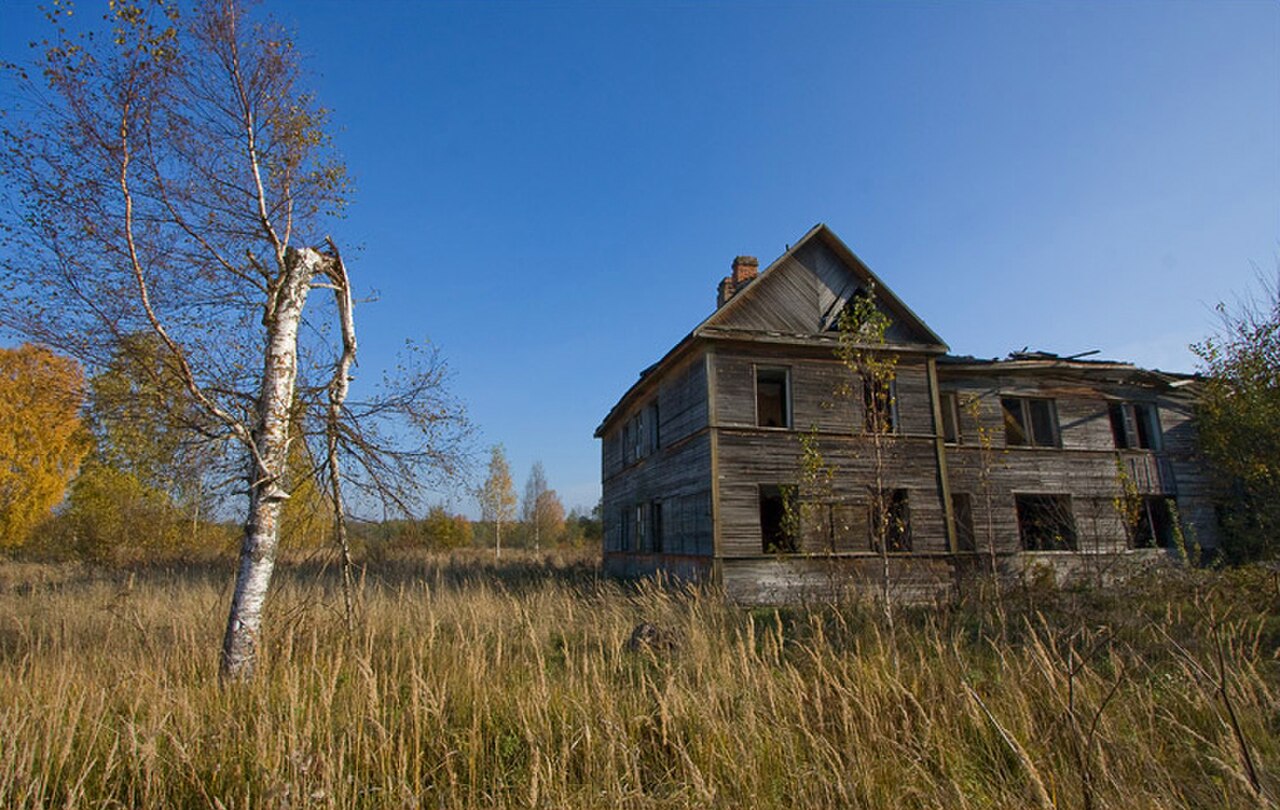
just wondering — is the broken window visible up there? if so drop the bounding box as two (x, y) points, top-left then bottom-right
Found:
(1132, 496), (1176, 549)
(759, 484), (798, 553)
(756, 367), (791, 428)
(869, 488), (911, 552)
(863, 377), (898, 433)
(952, 492), (976, 552)
(1109, 402), (1161, 450)
(1002, 397), (1059, 447)
(940, 392), (961, 444)
(1015, 494), (1077, 551)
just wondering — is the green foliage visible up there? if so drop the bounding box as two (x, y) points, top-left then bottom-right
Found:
(87, 334), (210, 505)
(421, 505), (473, 550)
(0, 344), (91, 549)
(1192, 275), (1280, 561)
(45, 461), (189, 562)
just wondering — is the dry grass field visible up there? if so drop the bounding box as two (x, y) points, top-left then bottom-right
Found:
(1, 550), (1276, 808)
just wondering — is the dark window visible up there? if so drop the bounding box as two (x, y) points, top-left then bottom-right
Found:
(1002, 397), (1059, 447)
(756, 368), (791, 428)
(635, 504), (646, 551)
(952, 492), (976, 552)
(1132, 496), (1176, 549)
(870, 488), (911, 552)
(940, 392), (961, 443)
(651, 500), (664, 553)
(618, 507), (631, 551)
(863, 377), (897, 433)
(760, 484), (798, 553)
(1110, 402), (1160, 450)
(1015, 494), (1077, 551)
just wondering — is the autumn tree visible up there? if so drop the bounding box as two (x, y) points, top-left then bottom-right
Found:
(477, 445), (517, 558)
(522, 461), (551, 551)
(1192, 273), (1280, 562)
(0, 344), (91, 549)
(0, 1), (467, 678)
(534, 488), (566, 548)
(421, 505), (473, 550)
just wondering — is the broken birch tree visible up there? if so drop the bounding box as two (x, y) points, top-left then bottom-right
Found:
(0, 0), (468, 680)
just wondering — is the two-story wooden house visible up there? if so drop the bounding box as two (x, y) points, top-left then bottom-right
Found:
(594, 224), (1217, 603)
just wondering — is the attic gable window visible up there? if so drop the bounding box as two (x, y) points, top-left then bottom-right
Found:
(1109, 402), (1160, 450)
(756, 367), (791, 429)
(1001, 396), (1059, 448)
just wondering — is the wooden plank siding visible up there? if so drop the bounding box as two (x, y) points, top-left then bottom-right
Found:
(600, 351), (714, 577)
(937, 369), (1220, 555)
(596, 225), (1220, 603)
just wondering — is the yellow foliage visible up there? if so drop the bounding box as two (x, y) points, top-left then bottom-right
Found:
(0, 344), (90, 549)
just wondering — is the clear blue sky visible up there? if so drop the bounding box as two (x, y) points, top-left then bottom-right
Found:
(2, 0), (1277, 516)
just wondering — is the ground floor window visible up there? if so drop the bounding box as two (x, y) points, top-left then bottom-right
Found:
(869, 488), (911, 552)
(1132, 496), (1176, 549)
(952, 492), (976, 552)
(759, 484), (798, 553)
(1016, 494), (1077, 551)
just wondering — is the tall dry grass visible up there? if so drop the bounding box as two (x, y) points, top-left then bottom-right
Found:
(0, 550), (1276, 808)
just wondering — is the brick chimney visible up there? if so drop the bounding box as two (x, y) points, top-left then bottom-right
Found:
(716, 255), (759, 308)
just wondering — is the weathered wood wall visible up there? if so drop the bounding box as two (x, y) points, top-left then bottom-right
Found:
(601, 352), (714, 558)
(937, 368), (1220, 554)
(710, 347), (950, 557)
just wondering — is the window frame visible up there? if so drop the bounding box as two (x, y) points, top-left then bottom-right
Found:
(951, 491), (976, 552)
(869, 488), (911, 552)
(759, 483), (798, 553)
(1014, 493), (1078, 551)
(754, 365), (793, 430)
(939, 391), (962, 444)
(1001, 396), (1060, 448)
(1109, 401), (1162, 451)
(863, 376), (899, 434)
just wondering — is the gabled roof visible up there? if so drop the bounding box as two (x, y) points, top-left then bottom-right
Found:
(695, 223), (947, 349)
(594, 224), (948, 437)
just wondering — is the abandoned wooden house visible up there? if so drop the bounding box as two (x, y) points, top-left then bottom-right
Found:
(594, 223), (1218, 603)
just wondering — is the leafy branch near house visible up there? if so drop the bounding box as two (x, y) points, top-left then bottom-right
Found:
(1192, 274), (1280, 562)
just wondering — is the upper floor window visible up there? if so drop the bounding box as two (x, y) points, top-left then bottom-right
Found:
(1109, 401), (1160, 450)
(939, 392), (961, 443)
(756, 367), (791, 428)
(863, 377), (898, 433)
(1001, 396), (1059, 447)
(620, 399), (661, 466)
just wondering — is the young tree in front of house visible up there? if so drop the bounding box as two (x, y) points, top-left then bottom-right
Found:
(834, 286), (901, 627)
(1192, 273), (1280, 562)
(0, 1), (467, 679)
(478, 445), (518, 558)
(0, 344), (91, 550)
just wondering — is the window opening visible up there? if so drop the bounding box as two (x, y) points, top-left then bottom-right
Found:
(1002, 397), (1059, 447)
(756, 367), (791, 428)
(1016, 494), (1077, 550)
(759, 484), (798, 552)
(952, 492), (976, 551)
(870, 488), (911, 552)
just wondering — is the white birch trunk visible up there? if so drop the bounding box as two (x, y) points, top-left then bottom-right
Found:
(219, 247), (325, 680)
